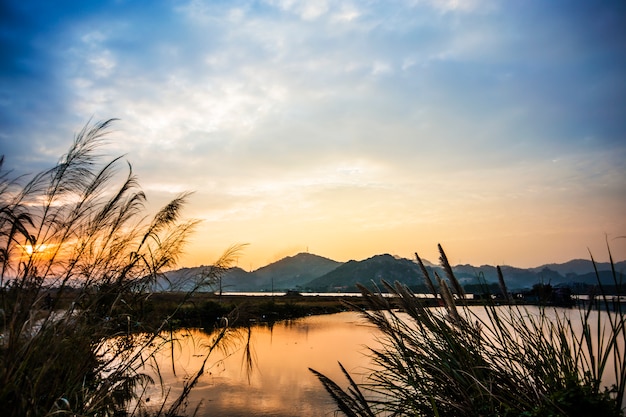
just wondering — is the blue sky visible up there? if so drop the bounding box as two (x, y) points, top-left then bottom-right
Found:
(1, 0), (625, 268)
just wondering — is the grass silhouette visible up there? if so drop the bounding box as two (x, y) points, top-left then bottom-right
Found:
(312, 245), (625, 416)
(0, 120), (240, 416)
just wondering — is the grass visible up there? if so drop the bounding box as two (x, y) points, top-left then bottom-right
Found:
(0, 120), (241, 416)
(311, 245), (625, 416)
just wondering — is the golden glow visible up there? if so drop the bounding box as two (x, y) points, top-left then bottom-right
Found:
(21, 243), (54, 258)
(166, 151), (626, 271)
(143, 312), (380, 416)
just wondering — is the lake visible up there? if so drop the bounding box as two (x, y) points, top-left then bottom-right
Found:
(140, 306), (623, 416)
(143, 311), (380, 416)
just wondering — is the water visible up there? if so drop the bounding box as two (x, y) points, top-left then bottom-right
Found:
(143, 312), (380, 416)
(140, 307), (623, 416)
(220, 291), (438, 298)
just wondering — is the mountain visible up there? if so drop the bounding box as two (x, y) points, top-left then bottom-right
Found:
(453, 264), (569, 289)
(304, 254), (425, 292)
(530, 259), (626, 276)
(303, 256), (548, 293)
(220, 267), (258, 291)
(159, 252), (625, 294)
(158, 252), (342, 292)
(250, 252), (343, 291)
(303, 256), (625, 293)
(154, 265), (256, 292)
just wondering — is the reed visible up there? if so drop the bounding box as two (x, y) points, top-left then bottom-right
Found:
(312, 245), (625, 416)
(0, 120), (237, 416)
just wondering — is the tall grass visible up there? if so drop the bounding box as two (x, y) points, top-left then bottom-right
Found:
(311, 246), (625, 416)
(0, 120), (238, 416)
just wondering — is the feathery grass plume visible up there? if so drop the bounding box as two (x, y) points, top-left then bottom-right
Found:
(415, 252), (437, 298)
(497, 265), (512, 303)
(0, 120), (241, 417)
(312, 245), (625, 417)
(434, 271), (460, 323)
(438, 243), (465, 301)
(310, 363), (375, 417)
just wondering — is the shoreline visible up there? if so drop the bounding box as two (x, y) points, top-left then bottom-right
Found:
(44, 289), (618, 333)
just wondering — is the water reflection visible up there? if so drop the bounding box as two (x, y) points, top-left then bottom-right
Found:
(144, 312), (380, 417)
(141, 307), (623, 416)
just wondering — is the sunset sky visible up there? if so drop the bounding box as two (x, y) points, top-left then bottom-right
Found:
(1, 0), (625, 270)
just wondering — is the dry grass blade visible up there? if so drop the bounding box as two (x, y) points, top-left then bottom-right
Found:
(497, 265), (512, 303)
(310, 364), (375, 417)
(438, 243), (465, 301)
(415, 251), (437, 298)
(435, 271), (460, 323)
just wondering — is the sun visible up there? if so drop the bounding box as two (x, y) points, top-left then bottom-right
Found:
(22, 243), (52, 256)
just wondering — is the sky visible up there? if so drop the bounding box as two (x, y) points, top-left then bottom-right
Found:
(1, 0), (625, 270)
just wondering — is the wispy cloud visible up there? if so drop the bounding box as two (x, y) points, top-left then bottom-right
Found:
(1, 0), (624, 267)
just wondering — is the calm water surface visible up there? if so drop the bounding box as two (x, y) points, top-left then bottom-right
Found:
(142, 307), (622, 416)
(145, 311), (380, 417)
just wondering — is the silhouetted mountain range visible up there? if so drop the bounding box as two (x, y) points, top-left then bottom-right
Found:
(228, 252), (342, 291)
(305, 254), (423, 291)
(157, 252), (625, 294)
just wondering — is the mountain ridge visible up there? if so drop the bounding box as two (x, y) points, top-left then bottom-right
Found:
(159, 252), (625, 293)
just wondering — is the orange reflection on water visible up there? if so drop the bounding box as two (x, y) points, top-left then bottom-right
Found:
(140, 307), (624, 416)
(144, 312), (381, 417)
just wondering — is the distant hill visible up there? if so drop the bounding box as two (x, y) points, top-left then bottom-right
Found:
(303, 256), (625, 293)
(452, 265), (538, 289)
(530, 259), (626, 277)
(304, 254), (425, 292)
(158, 252), (342, 292)
(220, 266), (257, 291)
(248, 252), (342, 291)
(153, 265), (233, 292)
(436, 262), (624, 291)
(159, 252), (625, 294)
(154, 265), (259, 292)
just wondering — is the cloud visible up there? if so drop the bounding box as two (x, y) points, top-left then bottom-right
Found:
(265, 0), (330, 20)
(1, 0), (625, 266)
